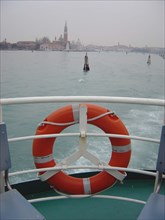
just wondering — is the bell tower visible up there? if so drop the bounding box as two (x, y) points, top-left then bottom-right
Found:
(64, 21), (68, 44)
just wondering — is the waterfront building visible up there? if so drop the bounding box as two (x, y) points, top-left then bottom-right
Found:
(16, 41), (36, 50)
(40, 22), (70, 51)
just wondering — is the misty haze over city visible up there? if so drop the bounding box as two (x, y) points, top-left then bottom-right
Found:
(1, 1), (164, 48)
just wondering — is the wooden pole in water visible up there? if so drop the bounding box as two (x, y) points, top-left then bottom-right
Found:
(83, 53), (90, 71)
(147, 54), (151, 65)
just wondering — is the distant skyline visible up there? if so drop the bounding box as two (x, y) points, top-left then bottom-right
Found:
(1, 1), (164, 48)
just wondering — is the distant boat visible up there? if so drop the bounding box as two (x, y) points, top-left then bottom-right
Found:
(83, 52), (90, 71)
(147, 55), (151, 65)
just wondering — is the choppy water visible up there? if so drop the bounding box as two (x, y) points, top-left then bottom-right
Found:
(1, 50), (164, 183)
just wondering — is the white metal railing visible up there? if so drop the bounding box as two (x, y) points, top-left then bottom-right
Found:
(8, 133), (160, 143)
(1, 96), (164, 145)
(28, 194), (147, 205)
(1, 96), (164, 127)
(1, 96), (165, 167)
(1, 96), (165, 106)
(9, 165), (159, 177)
(0, 96), (165, 200)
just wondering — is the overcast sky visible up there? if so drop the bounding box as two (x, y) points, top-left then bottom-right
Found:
(1, 0), (164, 47)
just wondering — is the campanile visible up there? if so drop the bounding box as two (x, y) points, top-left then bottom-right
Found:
(64, 21), (68, 44)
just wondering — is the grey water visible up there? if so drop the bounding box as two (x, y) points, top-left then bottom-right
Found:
(1, 50), (164, 183)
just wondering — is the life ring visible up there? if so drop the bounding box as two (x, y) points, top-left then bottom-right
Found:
(33, 104), (131, 195)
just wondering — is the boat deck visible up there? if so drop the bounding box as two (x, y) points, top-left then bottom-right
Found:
(23, 175), (165, 220)
(1, 96), (165, 220)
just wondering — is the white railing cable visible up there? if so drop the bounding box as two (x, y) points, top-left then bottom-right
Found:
(8, 133), (160, 143)
(28, 194), (146, 205)
(1, 96), (165, 106)
(40, 110), (114, 127)
(8, 165), (160, 177)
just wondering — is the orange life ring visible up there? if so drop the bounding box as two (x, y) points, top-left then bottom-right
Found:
(32, 104), (131, 195)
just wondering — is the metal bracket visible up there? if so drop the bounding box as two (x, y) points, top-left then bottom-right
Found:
(0, 123), (11, 171)
(154, 125), (165, 193)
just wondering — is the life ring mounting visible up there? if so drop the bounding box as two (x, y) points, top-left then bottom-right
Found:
(32, 104), (131, 195)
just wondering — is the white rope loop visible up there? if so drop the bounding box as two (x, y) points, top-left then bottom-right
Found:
(39, 110), (115, 127)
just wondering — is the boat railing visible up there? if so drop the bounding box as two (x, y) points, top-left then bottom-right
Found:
(0, 96), (165, 205)
(1, 95), (164, 106)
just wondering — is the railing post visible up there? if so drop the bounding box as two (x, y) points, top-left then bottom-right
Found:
(0, 122), (12, 193)
(0, 103), (5, 193)
(79, 104), (87, 154)
(0, 103), (2, 122)
(154, 125), (165, 192)
(0, 172), (4, 193)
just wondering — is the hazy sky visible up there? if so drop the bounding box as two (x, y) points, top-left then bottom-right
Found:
(1, 1), (164, 47)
